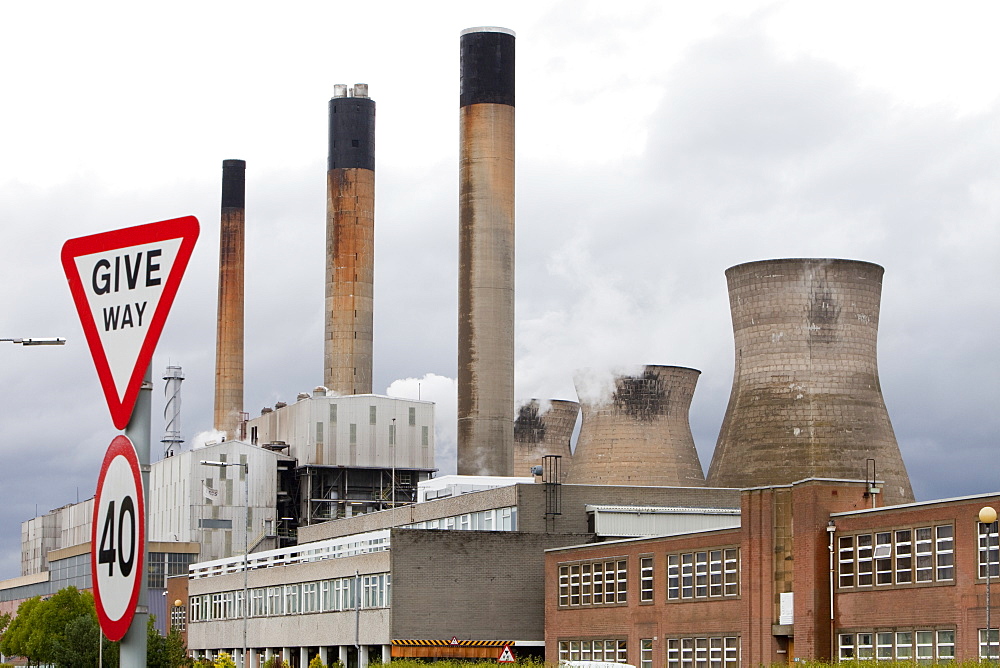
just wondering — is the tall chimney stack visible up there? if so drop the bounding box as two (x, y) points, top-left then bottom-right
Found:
(457, 27), (516, 476)
(707, 258), (913, 504)
(325, 84), (375, 395)
(213, 159), (245, 439)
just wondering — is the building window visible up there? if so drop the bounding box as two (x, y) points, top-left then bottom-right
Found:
(559, 640), (628, 663)
(389, 423), (396, 445)
(936, 630), (955, 661)
(896, 529), (913, 583)
(980, 521), (999, 578)
(838, 525), (953, 588)
(857, 534), (874, 586)
(316, 422), (323, 444)
(170, 603), (186, 632)
(979, 629), (999, 660)
(915, 528), (934, 582)
(349, 424), (357, 445)
(409, 407), (416, 426)
(329, 404), (337, 423)
(251, 588), (265, 617)
(876, 632), (893, 660)
(667, 636), (738, 668)
(668, 548), (739, 601)
(369, 406), (377, 424)
(557, 558), (627, 607)
(421, 425), (429, 446)
(936, 525), (954, 580)
(301, 582), (318, 613)
(640, 639), (653, 668)
(640, 557), (654, 602)
(875, 532), (893, 585)
(839, 536), (855, 587)
(840, 629), (954, 664)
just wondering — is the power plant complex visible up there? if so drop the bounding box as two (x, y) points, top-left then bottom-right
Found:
(4, 24), (989, 668)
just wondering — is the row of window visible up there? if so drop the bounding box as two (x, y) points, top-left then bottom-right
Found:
(666, 636), (739, 668)
(559, 549), (741, 608)
(189, 573), (390, 622)
(838, 630), (954, 662)
(404, 506), (516, 532)
(557, 636), (738, 668)
(668, 549), (739, 600)
(838, 524), (953, 588)
(558, 639), (628, 663)
(558, 559), (628, 607)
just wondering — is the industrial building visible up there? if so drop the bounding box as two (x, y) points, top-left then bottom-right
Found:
(176, 479), (741, 666)
(6, 20), (988, 668)
(546, 478), (1000, 666)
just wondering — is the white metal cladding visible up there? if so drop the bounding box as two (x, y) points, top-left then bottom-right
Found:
(188, 529), (391, 579)
(585, 506), (741, 537)
(246, 394), (435, 470)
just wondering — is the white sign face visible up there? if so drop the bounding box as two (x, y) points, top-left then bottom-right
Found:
(73, 238), (183, 400)
(62, 216), (199, 429)
(92, 435), (145, 641)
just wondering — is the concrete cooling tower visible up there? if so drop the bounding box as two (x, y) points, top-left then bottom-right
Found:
(706, 258), (914, 505)
(325, 84), (375, 396)
(513, 399), (580, 479)
(457, 27), (516, 476)
(569, 366), (706, 487)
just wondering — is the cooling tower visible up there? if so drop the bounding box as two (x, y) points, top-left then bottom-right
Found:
(569, 366), (706, 487)
(706, 258), (913, 504)
(457, 27), (516, 476)
(213, 159), (245, 439)
(325, 84), (375, 396)
(513, 399), (580, 479)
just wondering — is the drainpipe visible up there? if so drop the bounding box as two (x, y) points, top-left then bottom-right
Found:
(827, 520), (837, 660)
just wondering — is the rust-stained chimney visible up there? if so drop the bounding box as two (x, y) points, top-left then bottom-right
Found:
(457, 27), (516, 476)
(213, 159), (245, 439)
(325, 84), (375, 395)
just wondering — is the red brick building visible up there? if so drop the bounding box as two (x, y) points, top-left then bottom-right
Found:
(546, 478), (1000, 667)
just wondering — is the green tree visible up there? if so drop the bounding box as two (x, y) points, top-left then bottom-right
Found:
(0, 596), (42, 661)
(50, 614), (100, 668)
(164, 624), (189, 667)
(148, 616), (168, 668)
(26, 586), (95, 664)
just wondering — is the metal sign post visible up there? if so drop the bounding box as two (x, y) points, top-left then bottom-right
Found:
(119, 364), (151, 666)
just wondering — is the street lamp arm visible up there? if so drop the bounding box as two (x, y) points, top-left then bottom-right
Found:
(2, 337), (66, 346)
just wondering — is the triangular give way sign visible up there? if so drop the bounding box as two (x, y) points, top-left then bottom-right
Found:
(62, 216), (199, 429)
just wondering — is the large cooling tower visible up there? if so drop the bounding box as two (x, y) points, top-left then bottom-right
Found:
(513, 399), (580, 479)
(707, 258), (913, 504)
(457, 27), (516, 476)
(325, 84), (375, 396)
(214, 159), (245, 439)
(569, 366), (706, 487)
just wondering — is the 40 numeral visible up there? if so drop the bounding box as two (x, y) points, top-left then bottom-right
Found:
(98, 497), (136, 577)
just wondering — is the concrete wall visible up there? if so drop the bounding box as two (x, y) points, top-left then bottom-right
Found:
(391, 528), (595, 640)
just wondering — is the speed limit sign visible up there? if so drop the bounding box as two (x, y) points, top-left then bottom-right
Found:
(91, 435), (145, 641)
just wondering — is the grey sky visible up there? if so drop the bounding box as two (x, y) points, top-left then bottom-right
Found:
(2, 1), (998, 580)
